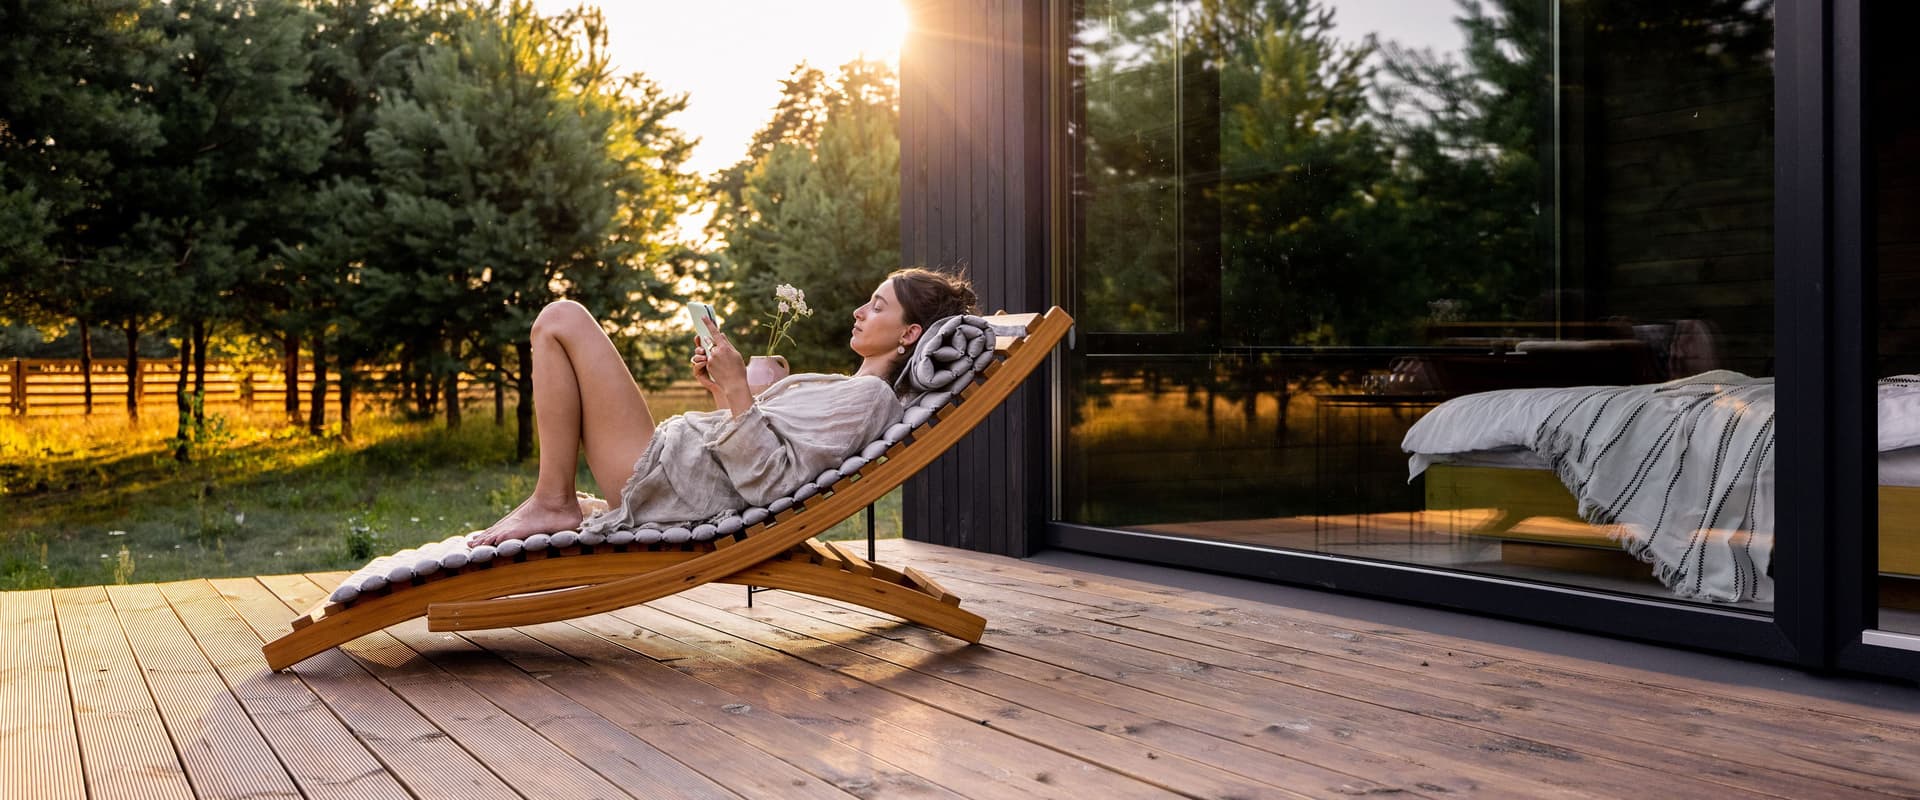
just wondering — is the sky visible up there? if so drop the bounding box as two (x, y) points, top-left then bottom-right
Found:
(529, 0), (910, 180)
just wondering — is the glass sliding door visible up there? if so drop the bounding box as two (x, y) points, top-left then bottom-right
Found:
(1061, 0), (1780, 610)
(1870, 1), (1920, 641)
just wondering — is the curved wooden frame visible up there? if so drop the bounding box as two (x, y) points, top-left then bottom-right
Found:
(263, 308), (1072, 671)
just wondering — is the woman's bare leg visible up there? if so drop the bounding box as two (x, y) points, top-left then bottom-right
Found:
(470, 300), (655, 546)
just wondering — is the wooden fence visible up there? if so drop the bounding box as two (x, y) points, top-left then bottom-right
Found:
(0, 358), (508, 416)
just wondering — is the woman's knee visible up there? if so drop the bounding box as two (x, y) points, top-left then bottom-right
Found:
(532, 299), (595, 340)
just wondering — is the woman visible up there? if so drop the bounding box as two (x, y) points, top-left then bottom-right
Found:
(468, 268), (978, 547)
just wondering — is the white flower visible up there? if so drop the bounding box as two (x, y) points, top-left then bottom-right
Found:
(107, 529), (127, 536)
(778, 301), (790, 314)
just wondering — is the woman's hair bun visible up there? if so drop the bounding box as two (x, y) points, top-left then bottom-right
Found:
(888, 266), (980, 325)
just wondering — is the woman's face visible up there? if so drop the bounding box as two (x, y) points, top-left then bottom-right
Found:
(850, 279), (919, 359)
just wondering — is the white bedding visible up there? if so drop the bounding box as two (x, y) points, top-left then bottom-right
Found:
(1400, 371), (1920, 604)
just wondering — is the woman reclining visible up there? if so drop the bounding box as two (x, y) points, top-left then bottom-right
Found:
(468, 268), (978, 547)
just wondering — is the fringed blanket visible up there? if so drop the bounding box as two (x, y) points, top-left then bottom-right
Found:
(1530, 372), (1776, 602)
(1404, 371), (1920, 603)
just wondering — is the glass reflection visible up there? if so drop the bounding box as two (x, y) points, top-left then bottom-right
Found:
(1064, 0), (1778, 608)
(1872, 6), (1920, 635)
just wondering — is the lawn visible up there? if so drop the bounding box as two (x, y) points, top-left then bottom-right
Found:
(0, 399), (904, 591)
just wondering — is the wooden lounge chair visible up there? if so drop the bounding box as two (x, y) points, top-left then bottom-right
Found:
(263, 307), (1073, 671)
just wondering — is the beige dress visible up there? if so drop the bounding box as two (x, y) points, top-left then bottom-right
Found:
(578, 373), (901, 533)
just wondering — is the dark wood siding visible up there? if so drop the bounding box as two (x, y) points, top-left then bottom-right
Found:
(899, 0), (1051, 555)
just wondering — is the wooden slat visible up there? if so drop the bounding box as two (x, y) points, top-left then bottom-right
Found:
(799, 538), (844, 569)
(0, 591), (85, 800)
(458, 625), (860, 800)
(212, 577), (523, 800)
(105, 584), (302, 800)
(901, 566), (960, 605)
(587, 603), (1131, 800)
(824, 541), (875, 576)
(252, 575), (638, 800)
(52, 585), (196, 800)
(155, 579), (411, 800)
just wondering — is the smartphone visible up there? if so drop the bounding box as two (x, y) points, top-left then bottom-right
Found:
(686, 302), (721, 348)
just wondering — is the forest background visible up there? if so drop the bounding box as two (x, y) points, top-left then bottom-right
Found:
(0, 0), (902, 587)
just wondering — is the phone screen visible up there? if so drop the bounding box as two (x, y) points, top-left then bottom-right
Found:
(687, 303), (719, 347)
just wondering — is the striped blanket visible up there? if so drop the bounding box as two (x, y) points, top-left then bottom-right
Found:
(1529, 372), (1777, 603)
(1406, 371), (1920, 603)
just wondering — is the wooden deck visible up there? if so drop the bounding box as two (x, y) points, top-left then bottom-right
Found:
(5, 540), (1919, 800)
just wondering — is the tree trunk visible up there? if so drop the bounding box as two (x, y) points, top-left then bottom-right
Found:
(191, 319), (208, 426)
(284, 333), (301, 424)
(339, 356), (355, 442)
(443, 337), (462, 429)
(308, 336), (328, 436)
(79, 317), (94, 415)
(494, 347), (506, 425)
(424, 360), (439, 416)
(124, 319), (140, 422)
(514, 340), (534, 462)
(173, 328), (192, 463)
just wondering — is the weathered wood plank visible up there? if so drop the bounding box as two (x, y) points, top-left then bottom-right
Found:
(375, 614), (744, 799)
(894, 543), (1920, 796)
(511, 619), (963, 799)
(0, 590), (85, 800)
(683, 579), (1505, 798)
(254, 574), (638, 800)
(913, 571), (1858, 800)
(645, 593), (1349, 799)
(212, 577), (522, 800)
(51, 585), (195, 800)
(105, 584), (302, 800)
(452, 624), (863, 800)
(902, 542), (1920, 738)
(586, 602), (1137, 800)
(155, 579), (411, 800)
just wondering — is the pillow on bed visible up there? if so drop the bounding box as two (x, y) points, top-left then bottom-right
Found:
(1881, 376), (1920, 451)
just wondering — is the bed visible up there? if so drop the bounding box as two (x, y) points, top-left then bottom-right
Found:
(1402, 371), (1920, 603)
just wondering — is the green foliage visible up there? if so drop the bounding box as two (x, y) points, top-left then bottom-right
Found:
(709, 59), (901, 373)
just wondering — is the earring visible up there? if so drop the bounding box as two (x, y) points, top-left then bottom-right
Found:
(897, 344), (907, 355)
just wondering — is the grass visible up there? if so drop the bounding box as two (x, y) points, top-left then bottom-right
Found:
(0, 399), (904, 591)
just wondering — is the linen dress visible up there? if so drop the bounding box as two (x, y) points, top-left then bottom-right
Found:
(577, 373), (901, 534)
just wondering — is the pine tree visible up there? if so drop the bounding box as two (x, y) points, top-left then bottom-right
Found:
(710, 59), (901, 374)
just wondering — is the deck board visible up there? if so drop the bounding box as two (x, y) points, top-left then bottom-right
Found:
(0, 590), (86, 800)
(105, 583), (301, 800)
(5, 540), (1919, 799)
(255, 574), (637, 800)
(53, 585), (196, 800)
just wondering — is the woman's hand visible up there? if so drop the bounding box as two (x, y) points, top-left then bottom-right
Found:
(692, 318), (753, 414)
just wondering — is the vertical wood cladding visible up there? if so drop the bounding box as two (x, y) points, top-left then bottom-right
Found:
(899, 0), (1051, 555)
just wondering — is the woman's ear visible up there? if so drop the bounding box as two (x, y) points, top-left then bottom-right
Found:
(900, 323), (924, 347)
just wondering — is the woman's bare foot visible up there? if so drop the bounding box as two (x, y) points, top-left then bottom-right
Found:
(467, 495), (583, 547)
